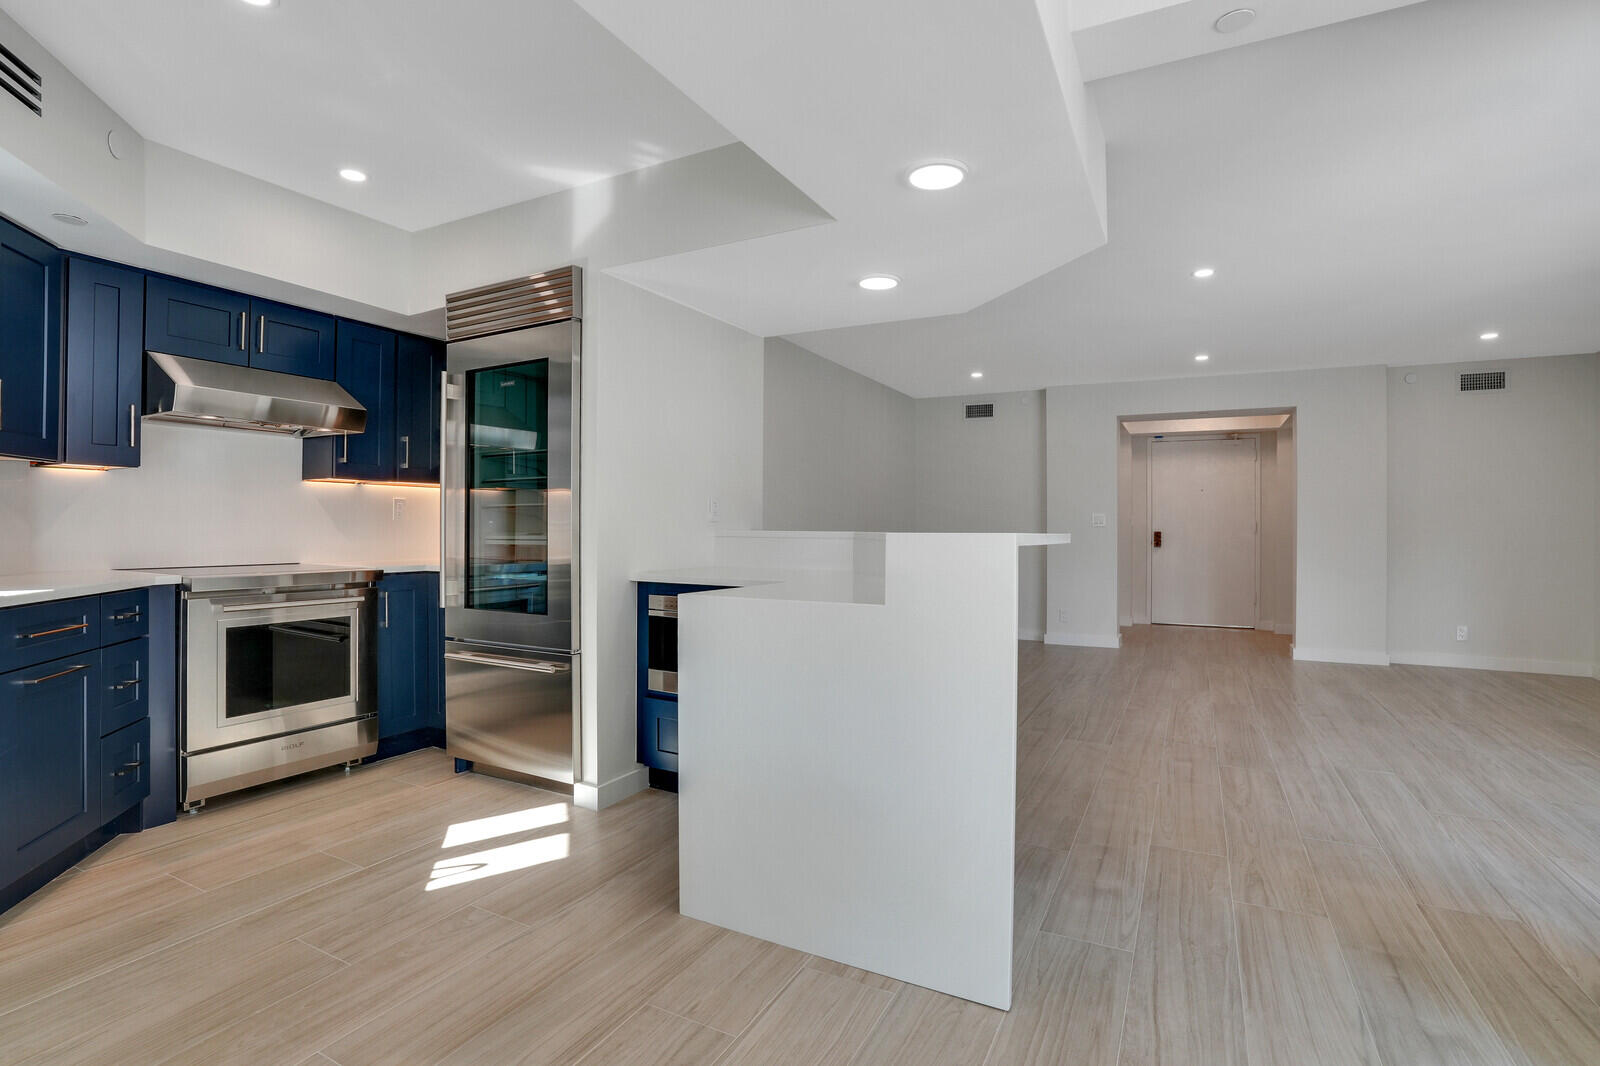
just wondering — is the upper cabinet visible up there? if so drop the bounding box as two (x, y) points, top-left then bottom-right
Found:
(145, 276), (335, 380)
(250, 299), (336, 379)
(0, 216), (63, 462)
(395, 333), (444, 483)
(303, 320), (396, 482)
(144, 276), (249, 367)
(64, 258), (144, 468)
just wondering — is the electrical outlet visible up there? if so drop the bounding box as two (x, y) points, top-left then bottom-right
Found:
(1091, 512), (1107, 527)
(391, 498), (406, 521)
(1058, 609), (1070, 623)
(1456, 625), (1468, 642)
(709, 496), (721, 524)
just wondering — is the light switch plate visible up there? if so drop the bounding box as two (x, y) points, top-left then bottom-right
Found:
(1456, 625), (1468, 642)
(1091, 513), (1107, 527)
(392, 498), (406, 520)
(709, 496), (721, 524)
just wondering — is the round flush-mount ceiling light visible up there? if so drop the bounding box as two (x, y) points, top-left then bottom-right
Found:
(1214, 8), (1256, 33)
(1192, 266), (1216, 279)
(859, 274), (900, 291)
(338, 168), (368, 183)
(1479, 331), (1500, 341)
(907, 162), (967, 191)
(51, 212), (88, 226)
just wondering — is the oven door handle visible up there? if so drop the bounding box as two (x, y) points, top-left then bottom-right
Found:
(219, 595), (367, 613)
(445, 650), (570, 675)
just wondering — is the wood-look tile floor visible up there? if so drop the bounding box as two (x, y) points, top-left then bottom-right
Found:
(5, 624), (1600, 1064)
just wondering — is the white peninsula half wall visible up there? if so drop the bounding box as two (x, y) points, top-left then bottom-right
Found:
(638, 530), (1069, 1009)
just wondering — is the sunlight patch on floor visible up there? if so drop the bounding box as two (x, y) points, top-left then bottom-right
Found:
(427, 832), (571, 891)
(441, 803), (569, 849)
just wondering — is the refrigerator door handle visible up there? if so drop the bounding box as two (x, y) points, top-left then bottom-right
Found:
(444, 649), (570, 674)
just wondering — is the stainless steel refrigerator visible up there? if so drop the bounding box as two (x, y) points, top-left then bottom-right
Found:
(440, 268), (580, 788)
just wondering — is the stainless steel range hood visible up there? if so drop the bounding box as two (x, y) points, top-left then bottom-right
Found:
(143, 351), (366, 437)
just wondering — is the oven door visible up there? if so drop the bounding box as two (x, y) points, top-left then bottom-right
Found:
(184, 587), (372, 754)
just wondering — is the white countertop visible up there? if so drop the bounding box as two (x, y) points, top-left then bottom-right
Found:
(311, 560), (441, 574)
(0, 570), (183, 608)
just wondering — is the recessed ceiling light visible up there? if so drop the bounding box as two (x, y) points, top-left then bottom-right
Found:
(1194, 353), (1211, 362)
(1479, 331), (1500, 341)
(970, 371), (984, 379)
(858, 275), (899, 291)
(1214, 8), (1256, 33)
(907, 162), (966, 191)
(1192, 267), (1215, 279)
(339, 168), (368, 183)
(239, 0), (276, 7)
(51, 212), (88, 226)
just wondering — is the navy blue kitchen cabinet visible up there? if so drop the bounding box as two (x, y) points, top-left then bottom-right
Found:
(2, 589), (159, 913)
(64, 258), (145, 467)
(249, 298), (337, 380)
(395, 333), (444, 483)
(302, 320), (397, 482)
(3, 654), (101, 878)
(636, 582), (727, 784)
(144, 275), (250, 367)
(376, 572), (443, 739)
(0, 214), (63, 462)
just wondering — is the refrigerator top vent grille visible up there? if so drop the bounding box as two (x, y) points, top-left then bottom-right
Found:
(0, 39), (42, 116)
(1459, 370), (1506, 392)
(965, 403), (995, 419)
(446, 266), (581, 342)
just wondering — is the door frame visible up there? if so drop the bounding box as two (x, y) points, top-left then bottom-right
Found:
(1146, 433), (1261, 629)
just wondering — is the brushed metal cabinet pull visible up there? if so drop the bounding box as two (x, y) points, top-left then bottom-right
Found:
(112, 608), (142, 622)
(112, 759), (143, 778)
(258, 314), (266, 354)
(381, 589), (390, 628)
(21, 621), (89, 640)
(19, 663), (91, 685)
(111, 678), (141, 690)
(129, 403), (137, 448)
(239, 311), (247, 351)
(400, 435), (410, 469)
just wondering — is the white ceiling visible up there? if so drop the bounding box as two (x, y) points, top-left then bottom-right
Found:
(0, 0), (737, 231)
(789, 0), (1600, 396)
(574, 0), (1108, 337)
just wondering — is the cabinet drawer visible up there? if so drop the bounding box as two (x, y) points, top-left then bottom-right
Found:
(99, 717), (150, 825)
(0, 597), (100, 674)
(99, 637), (148, 738)
(100, 587), (150, 644)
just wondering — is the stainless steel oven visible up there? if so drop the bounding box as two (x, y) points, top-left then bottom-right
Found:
(165, 566), (379, 809)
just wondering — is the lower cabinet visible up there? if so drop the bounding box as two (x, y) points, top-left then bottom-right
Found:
(636, 582), (727, 782)
(1, 595), (153, 902)
(376, 572), (443, 739)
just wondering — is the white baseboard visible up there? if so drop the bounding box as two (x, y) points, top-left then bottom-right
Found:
(1045, 631), (1123, 649)
(1292, 646), (1390, 666)
(1018, 627), (1045, 643)
(573, 765), (650, 811)
(1275, 622), (1295, 636)
(1388, 650), (1597, 678)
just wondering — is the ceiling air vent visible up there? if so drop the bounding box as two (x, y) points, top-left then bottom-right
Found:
(0, 40), (41, 116)
(964, 403), (995, 419)
(445, 266), (581, 342)
(1459, 370), (1506, 392)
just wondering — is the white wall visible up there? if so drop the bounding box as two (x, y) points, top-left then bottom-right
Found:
(1047, 367), (1388, 661)
(0, 422), (439, 574)
(763, 337), (915, 532)
(580, 274), (764, 804)
(1388, 354), (1598, 674)
(912, 391), (1048, 638)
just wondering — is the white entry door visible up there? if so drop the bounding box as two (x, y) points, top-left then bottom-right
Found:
(1150, 437), (1258, 628)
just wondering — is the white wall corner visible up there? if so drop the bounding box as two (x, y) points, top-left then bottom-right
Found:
(1388, 651), (1598, 678)
(1275, 622), (1296, 636)
(1118, 613), (1133, 628)
(1291, 647), (1390, 666)
(573, 765), (651, 811)
(1018, 627), (1046, 643)
(1045, 630), (1122, 649)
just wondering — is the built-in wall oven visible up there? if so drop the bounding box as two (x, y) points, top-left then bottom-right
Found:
(156, 565), (379, 809)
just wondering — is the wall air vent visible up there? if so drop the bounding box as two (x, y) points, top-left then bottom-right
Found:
(445, 265), (581, 342)
(964, 403), (995, 419)
(1459, 370), (1506, 392)
(0, 40), (42, 116)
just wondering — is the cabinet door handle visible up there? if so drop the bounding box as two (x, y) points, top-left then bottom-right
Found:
(20, 622), (89, 640)
(111, 677), (141, 690)
(18, 663), (91, 685)
(381, 589), (390, 628)
(1, 376), (5, 431)
(239, 311), (247, 351)
(129, 403), (138, 448)
(258, 314), (266, 354)
(400, 435), (410, 469)
(112, 760), (143, 778)
(112, 608), (142, 622)
(341, 433), (349, 464)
